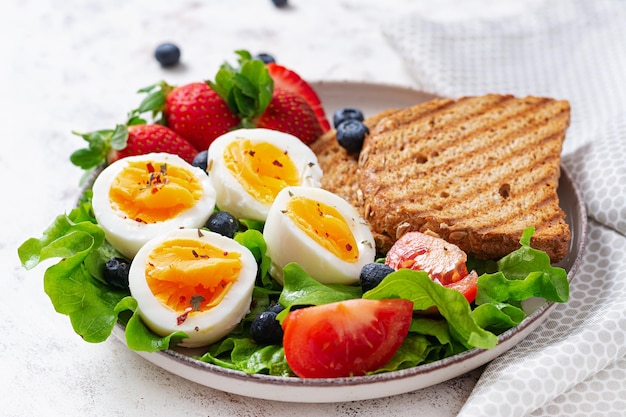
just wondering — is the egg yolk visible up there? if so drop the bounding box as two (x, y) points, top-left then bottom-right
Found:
(285, 196), (359, 263)
(145, 237), (242, 315)
(224, 138), (300, 205)
(109, 161), (203, 223)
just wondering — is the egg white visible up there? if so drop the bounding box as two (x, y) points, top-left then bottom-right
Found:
(263, 186), (376, 285)
(128, 228), (257, 348)
(207, 128), (322, 222)
(91, 152), (216, 259)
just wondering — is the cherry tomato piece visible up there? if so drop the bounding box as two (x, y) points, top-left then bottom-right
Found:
(385, 232), (469, 285)
(445, 270), (479, 304)
(282, 298), (414, 378)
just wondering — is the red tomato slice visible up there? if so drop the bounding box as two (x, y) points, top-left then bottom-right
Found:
(385, 231), (478, 305)
(385, 232), (469, 285)
(282, 298), (413, 378)
(445, 270), (479, 304)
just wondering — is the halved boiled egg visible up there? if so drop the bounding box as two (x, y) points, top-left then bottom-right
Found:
(128, 228), (257, 348)
(207, 128), (322, 221)
(92, 152), (216, 258)
(263, 186), (376, 285)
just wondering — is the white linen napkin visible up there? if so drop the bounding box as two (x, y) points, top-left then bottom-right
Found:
(381, 0), (626, 415)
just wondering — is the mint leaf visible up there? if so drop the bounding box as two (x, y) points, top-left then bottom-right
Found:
(208, 50), (274, 121)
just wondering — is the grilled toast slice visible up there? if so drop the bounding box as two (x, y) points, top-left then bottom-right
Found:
(357, 94), (571, 262)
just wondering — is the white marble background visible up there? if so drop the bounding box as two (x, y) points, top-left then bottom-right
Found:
(1, 1), (557, 416)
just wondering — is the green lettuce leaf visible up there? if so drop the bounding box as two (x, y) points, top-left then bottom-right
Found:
(476, 227), (569, 305)
(234, 229), (275, 289)
(278, 263), (362, 310)
(363, 269), (498, 350)
(117, 297), (188, 352)
(369, 334), (433, 373)
(17, 200), (184, 349)
(199, 337), (292, 376)
(471, 302), (526, 333)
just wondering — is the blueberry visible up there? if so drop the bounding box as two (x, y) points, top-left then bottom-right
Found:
(271, 0), (288, 8)
(192, 150), (208, 172)
(336, 119), (369, 153)
(332, 107), (365, 128)
(255, 53), (276, 64)
(154, 43), (181, 67)
(266, 302), (284, 314)
(250, 311), (283, 344)
(360, 262), (395, 293)
(205, 211), (240, 238)
(104, 257), (130, 290)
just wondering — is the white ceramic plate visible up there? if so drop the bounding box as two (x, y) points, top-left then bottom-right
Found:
(113, 81), (587, 403)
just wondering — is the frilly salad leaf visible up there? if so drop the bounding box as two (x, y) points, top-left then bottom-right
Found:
(17, 195), (184, 350)
(198, 337), (291, 377)
(476, 227), (570, 305)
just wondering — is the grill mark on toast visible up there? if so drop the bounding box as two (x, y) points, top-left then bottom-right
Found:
(359, 95), (518, 196)
(368, 95), (514, 151)
(378, 116), (567, 228)
(372, 98), (458, 135)
(413, 106), (568, 202)
(364, 96), (554, 178)
(361, 98), (566, 212)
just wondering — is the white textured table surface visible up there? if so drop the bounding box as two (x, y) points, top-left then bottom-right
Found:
(2, 1), (548, 416)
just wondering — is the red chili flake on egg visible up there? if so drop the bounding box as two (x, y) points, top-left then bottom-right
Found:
(176, 307), (193, 325)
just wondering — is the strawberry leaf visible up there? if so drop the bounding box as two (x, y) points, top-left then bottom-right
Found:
(70, 124), (128, 170)
(127, 81), (173, 125)
(208, 50), (274, 123)
(70, 148), (104, 170)
(109, 124), (129, 150)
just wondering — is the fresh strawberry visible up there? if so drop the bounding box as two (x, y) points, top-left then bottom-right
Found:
(108, 124), (198, 164)
(164, 82), (240, 151)
(71, 124), (198, 174)
(266, 62), (331, 132)
(253, 88), (323, 145)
